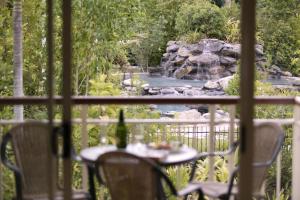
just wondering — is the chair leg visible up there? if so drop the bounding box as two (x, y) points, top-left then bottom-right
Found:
(197, 190), (204, 200)
(87, 165), (96, 200)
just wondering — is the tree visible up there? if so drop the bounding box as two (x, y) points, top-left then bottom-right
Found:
(13, 0), (23, 121)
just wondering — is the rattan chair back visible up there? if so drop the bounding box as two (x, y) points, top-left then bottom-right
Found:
(252, 122), (284, 194)
(9, 122), (58, 197)
(96, 151), (163, 200)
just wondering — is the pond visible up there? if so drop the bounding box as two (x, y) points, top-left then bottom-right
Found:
(137, 73), (300, 113)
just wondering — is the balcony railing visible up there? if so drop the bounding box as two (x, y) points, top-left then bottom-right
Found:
(0, 96), (299, 200)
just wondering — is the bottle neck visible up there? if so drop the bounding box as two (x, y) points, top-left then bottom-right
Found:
(119, 110), (124, 123)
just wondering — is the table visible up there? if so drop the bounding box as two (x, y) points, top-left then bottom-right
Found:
(80, 144), (198, 166)
(80, 144), (198, 200)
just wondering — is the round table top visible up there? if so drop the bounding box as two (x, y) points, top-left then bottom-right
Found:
(80, 144), (198, 166)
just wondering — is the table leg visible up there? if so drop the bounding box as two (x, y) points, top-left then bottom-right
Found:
(87, 165), (96, 200)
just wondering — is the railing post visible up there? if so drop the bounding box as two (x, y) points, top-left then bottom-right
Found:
(192, 125), (197, 149)
(276, 151), (281, 200)
(228, 105), (236, 178)
(208, 105), (216, 181)
(0, 126), (3, 200)
(292, 97), (300, 200)
(80, 105), (88, 190)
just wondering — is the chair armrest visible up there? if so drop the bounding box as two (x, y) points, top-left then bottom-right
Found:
(1, 133), (23, 200)
(0, 133), (21, 173)
(177, 183), (203, 197)
(189, 141), (239, 182)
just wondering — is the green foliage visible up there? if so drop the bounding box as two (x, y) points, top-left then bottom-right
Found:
(257, 0), (300, 74)
(195, 156), (229, 182)
(165, 166), (190, 200)
(223, 3), (241, 42)
(127, 0), (187, 67)
(175, 0), (227, 40)
(178, 31), (204, 44)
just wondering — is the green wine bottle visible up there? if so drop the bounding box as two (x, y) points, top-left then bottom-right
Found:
(116, 109), (128, 149)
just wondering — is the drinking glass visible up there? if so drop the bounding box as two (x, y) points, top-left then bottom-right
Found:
(99, 126), (108, 146)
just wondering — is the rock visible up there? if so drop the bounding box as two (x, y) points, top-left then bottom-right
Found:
(142, 83), (149, 88)
(174, 56), (187, 65)
(161, 88), (177, 95)
(255, 44), (264, 56)
(190, 44), (204, 55)
(148, 67), (163, 75)
(188, 53), (219, 65)
(221, 71), (232, 77)
(228, 65), (238, 73)
(174, 66), (193, 79)
(183, 89), (204, 96)
(218, 75), (234, 90)
(161, 53), (169, 62)
(203, 80), (221, 90)
(148, 88), (160, 95)
(197, 105), (209, 114)
(293, 82), (300, 87)
(221, 44), (241, 58)
(209, 66), (225, 75)
(184, 85), (193, 89)
(206, 90), (225, 95)
(178, 47), (190, 57)
(160, 39), (266, 80)
(123, 79), (132, 86)
(220, 56), (237, 66)
(176, 109), (202, 120)
(163, 111), (176, 118)
(175, 87), (186, 93)
(203, 111), (229, 120)
(201, 39), (225, 53)
(270, 65), (281, 72)
(167, 44), (179, 53)
(281, 71), (292, 77)
(167, 41), (176, 46)
(124, 86), (137, 92)
(123, 79), (141, 87)
(149, 104), (158, 110)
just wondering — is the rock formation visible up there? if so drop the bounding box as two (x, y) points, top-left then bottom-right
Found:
(159, 39), (266, 80)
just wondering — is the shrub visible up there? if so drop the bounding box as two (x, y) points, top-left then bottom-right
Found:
(175, 0), (227, 40)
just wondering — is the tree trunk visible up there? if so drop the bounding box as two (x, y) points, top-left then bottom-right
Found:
(13, 0), (24, 121)
(224, 0), (231, 7)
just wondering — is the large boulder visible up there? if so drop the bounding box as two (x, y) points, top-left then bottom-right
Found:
(220, 56), (237, 66)
(166, 44), (179, 53)
(177, 47), (191, 57)
(221, 44), (241, 58)
(203, 80), (222, 90)
(217, 75), (234, 90)
(201, 39), (225, 53)
(188, 53), (219, 65)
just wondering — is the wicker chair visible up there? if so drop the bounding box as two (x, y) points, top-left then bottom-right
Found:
(187, 122), (285, 200)
(0, 122), (90, 200)
(94, 151), (204, 200)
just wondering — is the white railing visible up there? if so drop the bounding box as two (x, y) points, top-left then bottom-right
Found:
(0, 104), (295, 200)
